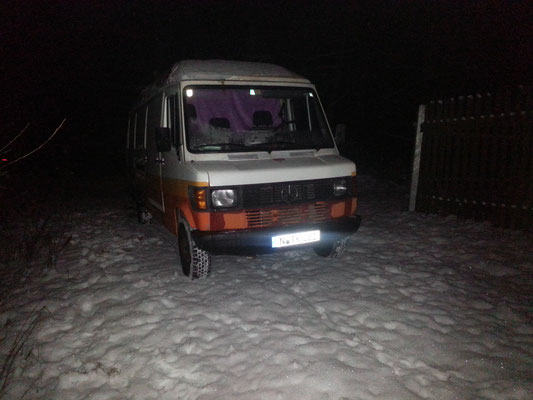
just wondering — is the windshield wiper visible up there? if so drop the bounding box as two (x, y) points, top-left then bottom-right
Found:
(248, 141), (301, 152)
(271, 139), (331, 152)
(191, 143), (248, 151)
(193, 141), (322, 154)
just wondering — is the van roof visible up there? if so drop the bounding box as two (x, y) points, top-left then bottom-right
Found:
(166, 60), (310, 84)
(135, 60), (311, 108)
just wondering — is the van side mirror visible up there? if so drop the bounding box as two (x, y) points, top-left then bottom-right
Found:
(334, 124), (346, 146)
(155, 127), (171, 152)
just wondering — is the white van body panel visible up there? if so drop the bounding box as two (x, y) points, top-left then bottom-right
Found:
(168, 60), (310, 84)
(191, 155), (355, 187)
(182, 146), (338, 163)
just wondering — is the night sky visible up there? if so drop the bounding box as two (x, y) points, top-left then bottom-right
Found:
(1, 0), (531, 176)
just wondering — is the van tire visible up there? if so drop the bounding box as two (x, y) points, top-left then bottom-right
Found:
(136, 202), (152, 224)
(313, 236), (348, 258)
(178, 222), (211, 280)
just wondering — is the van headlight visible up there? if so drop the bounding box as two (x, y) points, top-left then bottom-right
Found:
(211, 189), (236, 207)
(333, 180), (348, 196)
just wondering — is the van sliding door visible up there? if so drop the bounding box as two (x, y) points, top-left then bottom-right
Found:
(133, 109), (148, 195)
(145, 96), (165, 212)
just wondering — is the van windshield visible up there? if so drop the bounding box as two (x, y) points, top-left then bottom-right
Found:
(183, 86), (334, 153)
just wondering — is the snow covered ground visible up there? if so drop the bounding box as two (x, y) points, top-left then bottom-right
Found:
(1, 175), (532, 399)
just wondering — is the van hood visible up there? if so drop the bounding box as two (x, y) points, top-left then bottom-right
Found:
(191, 155), (355, 186)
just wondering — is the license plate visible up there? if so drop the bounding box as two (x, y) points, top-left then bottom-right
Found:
(272, 230), (320, 248)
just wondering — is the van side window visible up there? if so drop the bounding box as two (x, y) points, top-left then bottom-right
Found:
(127, 115), (134, 149)
(136, 108), (146, 149)
(167, 95), (180, 146)
(147, 96), (162, 140)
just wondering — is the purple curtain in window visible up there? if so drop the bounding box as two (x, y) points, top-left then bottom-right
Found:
(187, 89), (281, 131)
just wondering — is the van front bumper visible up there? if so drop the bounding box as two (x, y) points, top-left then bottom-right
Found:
(191, 215), (361, 255)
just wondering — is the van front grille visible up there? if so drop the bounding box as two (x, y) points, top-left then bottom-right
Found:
(246, 202), (329, 229)
(241, 177), (350, 208)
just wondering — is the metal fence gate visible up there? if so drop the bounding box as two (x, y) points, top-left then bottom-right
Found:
(410, 87), (533, 230)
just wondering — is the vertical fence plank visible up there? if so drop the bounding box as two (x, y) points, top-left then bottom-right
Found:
(444, 98), (455, 213)
(468, 94), (483, 219)
(409, 105), (426, 212)
(520, 88), (533, 230)
(452, 97), (465, 215)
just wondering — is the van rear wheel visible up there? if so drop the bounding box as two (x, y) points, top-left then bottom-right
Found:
(178, 222), (211, 280)
(136, 202), (152, 224)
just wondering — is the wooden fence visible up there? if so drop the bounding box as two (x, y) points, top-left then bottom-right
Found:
(410, 87), (533, 230)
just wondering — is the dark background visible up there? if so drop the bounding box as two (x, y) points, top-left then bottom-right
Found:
(1, 0), (531, 181)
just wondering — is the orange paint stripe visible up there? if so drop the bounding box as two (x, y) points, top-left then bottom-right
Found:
(159, 177), (208, 201)
(160, 177), (208, 188)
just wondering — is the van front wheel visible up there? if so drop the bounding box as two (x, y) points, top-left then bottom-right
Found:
(313, 236), (348, 258)
(178, 222), (211, 280)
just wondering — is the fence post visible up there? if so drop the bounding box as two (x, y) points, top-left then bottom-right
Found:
(409, 104), (426, 212)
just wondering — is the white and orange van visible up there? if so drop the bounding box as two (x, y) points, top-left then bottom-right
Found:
(127, 60), (361, 279)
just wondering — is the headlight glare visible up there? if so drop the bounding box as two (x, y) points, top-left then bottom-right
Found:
(333, 180), (348, 196)
(211, 189), (236, 207)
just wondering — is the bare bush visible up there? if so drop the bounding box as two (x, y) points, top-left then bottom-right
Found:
(0, 306), (48, 399)
(0, 119), (71, 290)
(0, 120), (66, 178)
(0, 120), (69, 398)
(0, 201), (72, 293)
